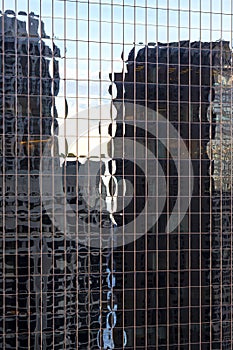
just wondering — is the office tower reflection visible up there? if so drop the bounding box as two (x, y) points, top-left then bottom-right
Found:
(0, 11), (124, 350)
(0, 11), (75, 349)
(109, 40), (232, 348)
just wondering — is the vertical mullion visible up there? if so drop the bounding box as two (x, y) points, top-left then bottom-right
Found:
(75, 1), (79, 347)
(99, 1), (103, 349)
(2, 1), (5, 349)
(230, 2), (233, 348)
(220, 2), (223, 348)
(209, 0), (213, 348)
(133, 2), (136, 348)
(14, 1), (19, 349)
(87, 2), (91, 348)
(166, 1), (170, 348)
(51, 3), (56, 349)
(155, 2), (159, 349)
(188, 0), (192, 348)
(231, 0), (233, 345)
(144, 1), (148, 349)
(122, 2), (125, 349)
(199, 7), (202, 348)
(63, 0), (67, 347)
(177, 1), (181, 347)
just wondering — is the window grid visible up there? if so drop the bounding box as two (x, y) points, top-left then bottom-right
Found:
(0, 1), (232, 349)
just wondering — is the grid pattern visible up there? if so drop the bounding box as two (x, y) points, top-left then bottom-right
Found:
(0, 1), (233, 349)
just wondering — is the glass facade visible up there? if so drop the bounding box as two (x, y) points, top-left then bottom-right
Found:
(0, 1), (233, 349)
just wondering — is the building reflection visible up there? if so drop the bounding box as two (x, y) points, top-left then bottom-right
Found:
(0, 10), (125, 350)
(109, 40), (232, 348)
